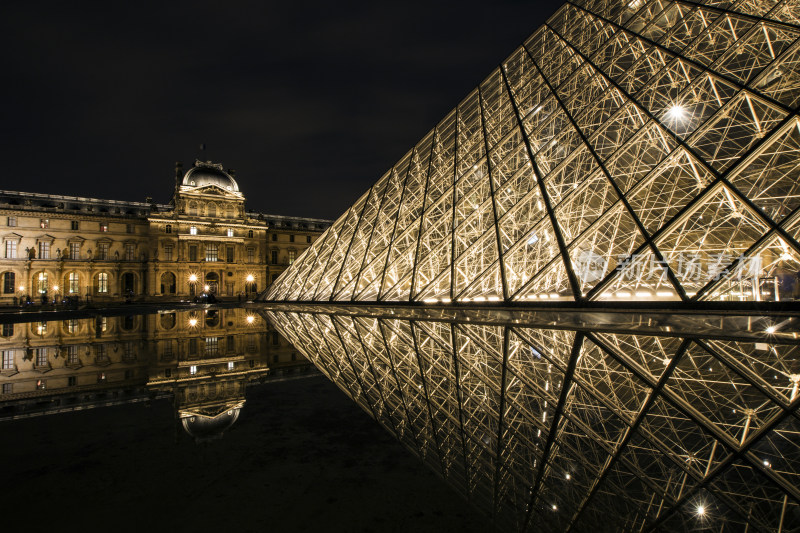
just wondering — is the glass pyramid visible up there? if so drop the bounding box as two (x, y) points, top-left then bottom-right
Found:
(266, 0), (800, 305)
(265, 306), (800, 531)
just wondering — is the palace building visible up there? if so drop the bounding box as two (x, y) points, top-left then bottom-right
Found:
(0, 309), (316, 440)
(0, 160), (331, 304)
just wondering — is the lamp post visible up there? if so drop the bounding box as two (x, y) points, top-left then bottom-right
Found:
(189, 273), (198, 297)
(245, 274), (255, 300)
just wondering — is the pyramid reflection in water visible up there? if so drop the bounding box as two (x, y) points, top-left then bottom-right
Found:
(261, 0), (800, 529)
(266, 0), (800, 305)
(266, 306), (800, 532)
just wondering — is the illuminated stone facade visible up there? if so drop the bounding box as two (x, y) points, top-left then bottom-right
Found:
(0, 309), (313, 438)
(0, 160), (331, 304)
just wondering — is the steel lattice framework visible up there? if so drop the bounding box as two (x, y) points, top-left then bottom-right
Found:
(266, 0), (800, 305)
(265, 306), (800, 531)
(261, 0), (800, 530)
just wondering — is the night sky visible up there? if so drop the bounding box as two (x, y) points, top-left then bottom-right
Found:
(2, 1), (563, 220)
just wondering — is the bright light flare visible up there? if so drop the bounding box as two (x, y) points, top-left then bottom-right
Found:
(188, 274), (198, 283)
(696, 505), (705, 516)
(667, 105), (686, 120)
(188, 318), (198, 327)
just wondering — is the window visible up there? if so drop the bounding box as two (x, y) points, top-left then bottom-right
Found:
(189, 338), (198, 355)
(37, 272), (48, 294)
(189, 246), (197, 262)
(66, 319), (78, 333)
(205, 337), (219, 356)
(288, 250), (296, 265)
(206, 243), (218, 262)
(162, 341), (173, 358)
(67, 346), (78, 365)
(1, 350), (13, 369)
(246, 334), (256, 352)
(227, 361), (235, 371)
(271, 250), (278, 264)
(164, 245), (173, 261)
(123, 342), (135, 361)
(307, 236), (312, 243)
(71, 220), (79, 230)
(226, 246), (234, 263)
(7, 217), (16, 227)
(97, 242), (109, 260)
(99, 317), (107, 332)
(190, 365), (198, 375)
(69, 242), (80, 260)
(99, 223), (108, 232)
(38, 242), (50, 259)
(165, 224), (172, 234)
(190, 226), (197, 236)
(2, 383), (12, 394)
(3, 272), (14, 294)
(272, 331), (280, 345)
(247, 248), (254, 264)
(227, 335), (235, 352)
(227, 228), (234, 237)
(248, 230), (254, 238)
(5, 241), (16, 259)
(36, 379), (46, 390)
(1, 323), (12, 337)
(36, 322), (47, 335)
(35, 348), (48, 367)
(126, 224), (134, 234)
(68, 272), (79, 293)
(290, 234), (295, 243)
(271, 233), (277, 241)
(40, 219), (49, 229)
(209, 204), (217, 217)
(97, 273), (108, 293)
(125, 243), (135, 261)
(97, 372), (106, 382)
(68, 376), (76, 387)
(96, 344), (107, 359)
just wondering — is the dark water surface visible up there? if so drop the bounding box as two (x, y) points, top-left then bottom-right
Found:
(4, 374), (491, 532)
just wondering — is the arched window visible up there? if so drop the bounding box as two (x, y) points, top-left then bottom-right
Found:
(3, 272), (14, 294)
(97, 273), (108, 294)
(160, 313), (176, 330)
(160, 272), (176, 295)
(68, 272), (79, 294)
(225, 205), (234, 218)
(189, 202), (198, 216)
(122, 273), (135, 294)
(208, 204), (217, 218)
(165, 224), (172, 234)
(247, 230), (254, 238)
(37, 272), (48, 294)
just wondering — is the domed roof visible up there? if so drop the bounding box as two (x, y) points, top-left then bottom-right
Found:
(182, 160), (239, 192)
(180, 407), (242, 442)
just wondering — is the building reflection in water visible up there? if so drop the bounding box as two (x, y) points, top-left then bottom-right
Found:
(0, 309), (314, 441)
(265, 305), (800, 532)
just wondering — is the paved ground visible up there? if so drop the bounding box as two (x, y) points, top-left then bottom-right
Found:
(4, 374), (493, 533)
